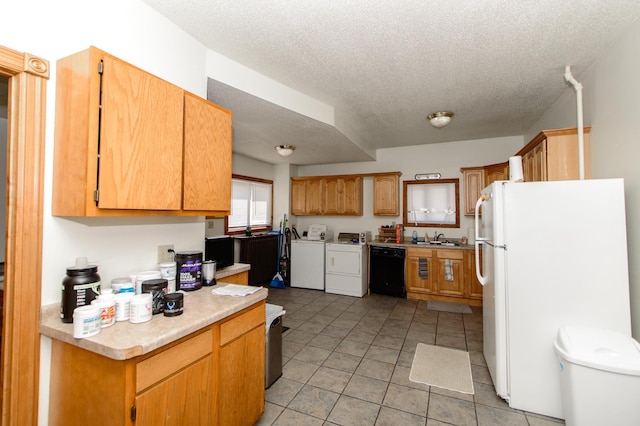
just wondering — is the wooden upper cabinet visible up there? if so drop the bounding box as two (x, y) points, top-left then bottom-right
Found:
(324, 176), (362, 216)
(484, 161), (509, 186)
(183, 93), (232, 212)
(290, 179), (307, 215)
(373, 173), (400, 216)
(461, 127), (589, 215)
(52, 46), (232, 216)
(459, 163), (506, 217)
(98, 53), (184, 211)
(517, 127), (590, 182)
(291, 175), (362, 216)
(460, 168), (484, 216)
(305, 179), (324, 215)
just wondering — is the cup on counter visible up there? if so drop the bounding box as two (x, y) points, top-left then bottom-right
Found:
(202, 260), (217, 286)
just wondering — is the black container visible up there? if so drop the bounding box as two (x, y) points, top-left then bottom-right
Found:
(60, 265), (101, 323)
(141, 278), (168, 314)
(176, 251), (203, 291)
(163, 292), (184, 317)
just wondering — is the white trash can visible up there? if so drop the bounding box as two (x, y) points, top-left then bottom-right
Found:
(554, 325), (640, 426)
(265, 303), (286, 389)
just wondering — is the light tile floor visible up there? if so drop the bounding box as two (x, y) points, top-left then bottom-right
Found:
(259, 287), (565, 426)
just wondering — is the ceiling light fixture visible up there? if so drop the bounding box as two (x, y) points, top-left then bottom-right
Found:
(426, 111), (454, 128)
(275, 145), (296, 157)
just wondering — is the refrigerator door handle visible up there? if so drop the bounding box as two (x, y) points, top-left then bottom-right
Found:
(475, 194), (489, 286)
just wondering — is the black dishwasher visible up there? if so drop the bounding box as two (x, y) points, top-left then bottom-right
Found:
(369, 245), (406, 297)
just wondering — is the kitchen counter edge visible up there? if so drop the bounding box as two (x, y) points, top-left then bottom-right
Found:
(368, 240), (475, 250)
(40, 280), (266, 361)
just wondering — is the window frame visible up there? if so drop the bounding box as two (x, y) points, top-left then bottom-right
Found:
(402, 178), (460, 228)
(225, 174), (274, 235)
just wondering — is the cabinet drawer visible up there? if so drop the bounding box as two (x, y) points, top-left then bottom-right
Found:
(407, 247), (434, 257)
(435, 250), (463, 260)
(220, 304), (265, 346)
(136, 328), (213, 392)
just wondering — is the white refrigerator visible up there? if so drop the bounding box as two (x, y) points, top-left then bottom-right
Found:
(475, 179), (632, 419)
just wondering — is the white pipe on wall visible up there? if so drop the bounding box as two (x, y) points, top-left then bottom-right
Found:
(564, 66), (585, 180)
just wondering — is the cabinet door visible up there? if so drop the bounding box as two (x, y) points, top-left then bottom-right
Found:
(373, 174), (399, 216)
(406, 249), (436, 294)
(219, 325), (265, 426)
(522, 149), (534, 182)
(305, 179), (324, 215)
(435, 250), (464, 297)
(464, 250), (483, 300)
(342, 176), (362, 215)
(461, 169), (484, 216)
(98, 54), (184, 210)
(183, 93), (232, 213)
(291, 179), (306, 215)
(484, 162), (508, 187)
(323, 177), (340, 215)
(135, 356), (215, 426)
(532, 141), (547, 181)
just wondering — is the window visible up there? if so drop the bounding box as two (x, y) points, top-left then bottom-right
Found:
(403, 178), (460, 228)
(227, 174), (273, 234)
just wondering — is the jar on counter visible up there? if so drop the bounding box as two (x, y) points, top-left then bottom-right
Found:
(142, 278), (168, 314)
(129, 293), (153, 324)
(61, 261), (101, 323)
(91, 290), (116, 328)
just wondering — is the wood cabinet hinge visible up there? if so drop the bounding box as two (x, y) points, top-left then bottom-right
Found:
(98, 60), (103, 74)
(130, 405), (136, 421)
(94, 189), (99, 203)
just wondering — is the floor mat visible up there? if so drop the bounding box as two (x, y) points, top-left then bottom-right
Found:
(409, 343), (474, 394)
(427, 300), (472, 314)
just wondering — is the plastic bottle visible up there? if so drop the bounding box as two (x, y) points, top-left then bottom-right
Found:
(395, 224), (402, 243)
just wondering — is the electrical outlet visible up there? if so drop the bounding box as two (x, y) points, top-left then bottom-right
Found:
(157, 244), (175, 263)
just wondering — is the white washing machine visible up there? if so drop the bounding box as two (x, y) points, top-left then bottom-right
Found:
(290, 225), (330, 290)
(325, 232), (370, 297)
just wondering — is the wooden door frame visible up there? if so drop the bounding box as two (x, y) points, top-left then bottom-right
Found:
(0, 45), (48, 425)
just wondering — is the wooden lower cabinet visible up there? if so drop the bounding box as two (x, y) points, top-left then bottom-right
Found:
(135, 354), (215, 426)
(48, 302), (265, 426)
(434, 250), (464, 298)
(464, 250), (483, 301)
(220, 270), (249, 285)
(406, 248), (437, 295)
(218, 304), (265, 425)
(406, 247), (482, 306)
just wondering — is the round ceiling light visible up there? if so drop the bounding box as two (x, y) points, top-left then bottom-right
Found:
(275, 144), (296, 157)
(426, 111), (454, 128)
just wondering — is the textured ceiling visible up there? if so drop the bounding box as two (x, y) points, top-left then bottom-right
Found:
(143, 0), (640, 165)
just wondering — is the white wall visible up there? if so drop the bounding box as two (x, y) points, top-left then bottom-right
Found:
(526, 19), (640, 338)
(2, 1), (214, 423)
(205, 154), (279, 236)
(294, 136), (523, 240)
